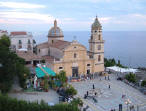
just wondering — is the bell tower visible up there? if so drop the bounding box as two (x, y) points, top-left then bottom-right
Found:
(89, 16), (104, 66)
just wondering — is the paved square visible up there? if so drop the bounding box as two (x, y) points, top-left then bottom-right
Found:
(71, 74), (146, 111)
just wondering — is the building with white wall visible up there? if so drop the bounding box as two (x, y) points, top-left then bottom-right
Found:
(0, 30), (8, 38)
(10, 31), (36, 52)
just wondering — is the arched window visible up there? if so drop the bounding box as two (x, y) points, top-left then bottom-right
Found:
(98, 55), (101, 61)
(98, 45), (101, 50)
(48, 48), (50, 56)
(74, 53), (77, 58)
(98, 35), (101, 40)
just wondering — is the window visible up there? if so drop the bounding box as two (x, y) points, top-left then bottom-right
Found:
(91, 36), (93, 40)
(18, 40), (22, 44)
(74, 53), (77, 58)
(95, 30), (97, 33)
(74, 46), (76, 48)
(52, 40), (54, 43)
(98, 45), (101, 50)
(18, 45), (22, 49)
(28, 39), (31, 44)
(28, 45), (31, 50)
(98, 35), (101, 40)
(98, 55), (101, 61)
(59, 67), (63, 69)
(39, 49), (40, 53)
(87, 64), (90, 66)
(48, 49), (50, 56)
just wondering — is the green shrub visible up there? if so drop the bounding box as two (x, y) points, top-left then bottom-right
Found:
(71, 98), (83, 107)
(104, 58), (127, 68)
(44, 75), (49, 91)
(65, 85), (77, 97)
(125, 73), (137, 83)
(0, 94), (80, 111)
(141, 80), (146, 87)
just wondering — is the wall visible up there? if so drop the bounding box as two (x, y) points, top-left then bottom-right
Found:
(10, 34), (33, 52)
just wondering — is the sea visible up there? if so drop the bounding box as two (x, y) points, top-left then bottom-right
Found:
(33, 31), (146, 68)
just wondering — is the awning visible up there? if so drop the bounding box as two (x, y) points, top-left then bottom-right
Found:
(35, 67), (56, 78)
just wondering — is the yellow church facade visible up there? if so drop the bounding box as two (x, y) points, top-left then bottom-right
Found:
(37, 17), (104, 77)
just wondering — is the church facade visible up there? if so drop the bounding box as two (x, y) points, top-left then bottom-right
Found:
(37, 17), (105, 77)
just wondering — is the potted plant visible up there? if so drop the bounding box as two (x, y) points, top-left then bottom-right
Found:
(44, 76), (49, 92)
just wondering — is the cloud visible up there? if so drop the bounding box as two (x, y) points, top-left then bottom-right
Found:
(0, 2), (46, 9)
(76, 0), (113, 3)
(0, 11), (55, 24)
(111, 14), (146, 25)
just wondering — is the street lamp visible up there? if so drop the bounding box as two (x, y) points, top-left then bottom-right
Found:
(125, 99), (131, 111)
(0, 63), (2, 67)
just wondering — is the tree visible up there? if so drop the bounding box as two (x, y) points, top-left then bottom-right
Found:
(104, 58), (116, 67)
(71, 98), (83, 107)
(125, 73), (136, 83)
(0, 35), (30, 93)
(41, 59), (45, 63)
(141, 80), (146, 87)
(65, 85), (77, 97)
(44, 75), (49, 91)
(58, 70), (67, 84)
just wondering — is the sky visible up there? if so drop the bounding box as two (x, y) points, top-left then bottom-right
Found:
(0, 0), (146, 31)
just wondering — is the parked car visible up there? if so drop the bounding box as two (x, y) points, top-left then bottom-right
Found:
(117, 77), (123, 81)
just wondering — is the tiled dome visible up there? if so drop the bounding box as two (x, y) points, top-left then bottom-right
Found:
(48, 20), (64, 37)
(92, 16), (102, 29)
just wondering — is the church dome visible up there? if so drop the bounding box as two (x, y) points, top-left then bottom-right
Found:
(92, 16), (102, 29)
(48, 20), (64, 37)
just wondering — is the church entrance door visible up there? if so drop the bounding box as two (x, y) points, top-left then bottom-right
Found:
(87, 69), (90, 74)
(72, 67), (78, 77)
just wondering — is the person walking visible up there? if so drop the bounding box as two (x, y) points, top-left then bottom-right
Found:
(109, 84), (111, 89)
(93, 84), (95, 89)
(87, 91), (88, 96)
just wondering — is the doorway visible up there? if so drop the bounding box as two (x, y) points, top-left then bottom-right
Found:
(72, 67), (78, 77)
(87, 69), (90, 74)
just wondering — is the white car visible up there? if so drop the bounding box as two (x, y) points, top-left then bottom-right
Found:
(48, 102), (55, 106)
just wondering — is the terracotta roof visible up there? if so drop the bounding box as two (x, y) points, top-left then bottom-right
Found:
(37, 42), (49, 49)
(49, 40), (70, 50)
(42, 56), (55, 63)
(10, 31), (27, 36)
(42, 55), (61, 63)
(17, 51), (42, 61)
(37, 40), (70, 50)
(0, 30), (8, 33)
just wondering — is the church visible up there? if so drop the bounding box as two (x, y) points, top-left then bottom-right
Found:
(37, 17), (105, 77)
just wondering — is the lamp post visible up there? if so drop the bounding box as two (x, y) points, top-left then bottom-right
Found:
(125, 99), (131, 111)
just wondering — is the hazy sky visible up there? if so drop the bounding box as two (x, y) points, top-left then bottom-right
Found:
(0, 0), (146, 31)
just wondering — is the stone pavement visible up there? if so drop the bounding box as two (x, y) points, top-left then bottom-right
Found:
(71, 74), (146, 111)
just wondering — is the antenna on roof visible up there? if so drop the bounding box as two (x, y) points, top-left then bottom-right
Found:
(72, 36), (77, 43)
(73, 36), (76, 40)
